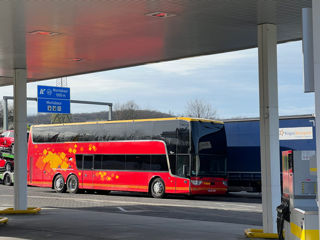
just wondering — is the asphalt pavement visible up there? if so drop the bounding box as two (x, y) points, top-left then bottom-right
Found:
(0, 185), (262, 240)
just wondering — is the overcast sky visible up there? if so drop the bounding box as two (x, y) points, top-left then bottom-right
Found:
(0, 40), (314, 119)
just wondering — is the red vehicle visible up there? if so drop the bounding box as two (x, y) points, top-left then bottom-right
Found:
(0, 154), (14, 172)
(27, 118), (228, 197)
(0, 130), (14, 151)
(0, 158), (8, 170)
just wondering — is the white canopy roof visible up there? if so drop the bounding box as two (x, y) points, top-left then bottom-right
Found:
(0, 0), (311, 86)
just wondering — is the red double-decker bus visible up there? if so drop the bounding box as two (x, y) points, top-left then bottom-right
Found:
(27, 118), (228, 198)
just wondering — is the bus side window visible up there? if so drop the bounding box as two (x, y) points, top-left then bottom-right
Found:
(102, 155), (125, 170)
(76, 155), (83, 170)
(83, 155), (93, 170)
(94, 155), (102, 170)
(140, 155), (151, 170)
(126, 155), (141, 170)
(126, 155), (150, 171)
(151, 155), (168, 171)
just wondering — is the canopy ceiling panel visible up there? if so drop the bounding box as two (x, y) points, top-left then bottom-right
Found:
(0, 0), (311, 86)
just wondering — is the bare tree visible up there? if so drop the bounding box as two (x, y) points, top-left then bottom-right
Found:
(0, 103), (14, 131)
(113, 100), (139, 120)
(185, 99), (217, 119)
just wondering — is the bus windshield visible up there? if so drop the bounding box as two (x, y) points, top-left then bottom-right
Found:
(190, 121), (227, 177)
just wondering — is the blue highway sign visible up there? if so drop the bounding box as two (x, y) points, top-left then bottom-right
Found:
(37, 85), (71, 114)
(37, 85), (70, 100)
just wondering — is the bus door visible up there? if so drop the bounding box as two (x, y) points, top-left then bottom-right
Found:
(28, 156), (33, 183)
(175, 155), (191, 194)
(92, 154), (103, 190)
(81, 155), (94, 189)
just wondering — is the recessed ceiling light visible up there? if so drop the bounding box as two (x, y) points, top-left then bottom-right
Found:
(70, 58), (83, 62)
(28, 30), (60, 36)
(146, 12), (176, 18)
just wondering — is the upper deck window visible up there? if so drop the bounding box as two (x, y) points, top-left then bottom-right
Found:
(31, 120), (191, 154)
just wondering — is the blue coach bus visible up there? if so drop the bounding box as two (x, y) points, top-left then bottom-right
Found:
(224, 114), (315, 192)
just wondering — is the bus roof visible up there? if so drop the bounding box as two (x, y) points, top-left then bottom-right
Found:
(31, 117), (224, 128)
(222, 114), (315, 123)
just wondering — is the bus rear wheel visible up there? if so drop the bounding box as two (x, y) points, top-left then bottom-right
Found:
(53, 175), (66, 193)
(150, 178), (165, 198)
(67, 175), (79, 194)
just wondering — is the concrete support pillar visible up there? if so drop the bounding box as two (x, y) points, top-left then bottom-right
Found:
(12, 1), (28, 210)
(3, 98), (8, 131)
(13, 69), (28, 210)
(258, 24), (281, 233)
(312, 0), (320, 238)
(302, 8), (314, 93)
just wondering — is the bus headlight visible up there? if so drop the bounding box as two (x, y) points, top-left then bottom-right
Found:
(191, 180), (202, 186)
(222, 181), (228, 186)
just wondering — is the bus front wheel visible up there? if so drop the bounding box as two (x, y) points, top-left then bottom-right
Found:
(53, 174), (66, 193)
(67, 175), (79, 194)
(150, 178), (165, 198)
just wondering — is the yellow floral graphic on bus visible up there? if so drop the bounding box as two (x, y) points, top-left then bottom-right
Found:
(36, 148), (71, 175)
(35, 144), (104, 176)
(95, 171), (119, 181)
(88, 144), (97, 152)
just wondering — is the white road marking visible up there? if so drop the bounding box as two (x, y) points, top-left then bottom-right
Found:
(117, 207), (127, 212)
(0, 194), (262, 213)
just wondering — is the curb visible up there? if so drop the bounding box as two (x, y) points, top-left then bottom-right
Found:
(244, 228), (278, 239)
(0, 207), (41, 215)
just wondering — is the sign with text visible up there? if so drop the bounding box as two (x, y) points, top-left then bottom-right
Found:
(37, 85), (70, 114)
(279, 127), (313, 140)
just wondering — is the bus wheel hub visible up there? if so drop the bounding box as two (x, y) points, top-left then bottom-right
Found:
(154, 182), (163, 193)
(56, 178), (64, 190)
